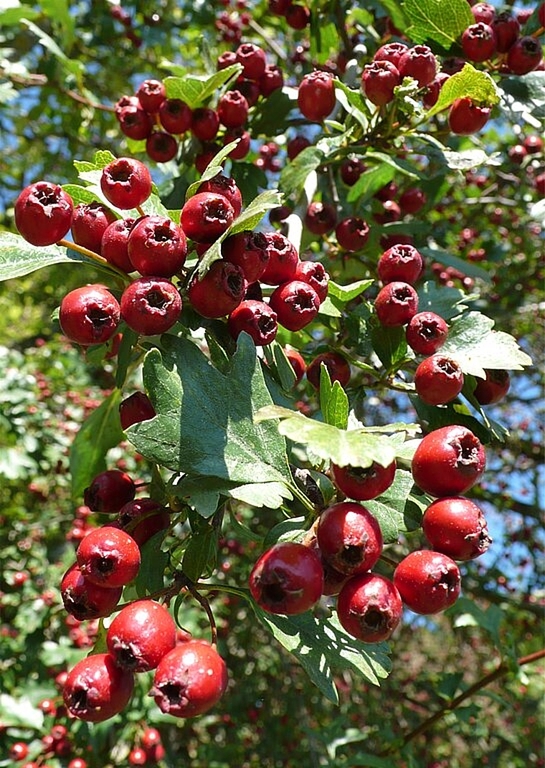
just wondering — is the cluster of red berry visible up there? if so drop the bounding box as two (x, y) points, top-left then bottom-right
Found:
(57, 467), (227, 723)
(249, 421), (491, 640)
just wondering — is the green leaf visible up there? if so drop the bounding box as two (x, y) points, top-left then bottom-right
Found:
(250, 87), (297, 136)
(170, 474), (233, 518)
(164, 64), (243, 109)
(70, 389), (124, 501)
(365, 470), (421, 543)
(255, 406), (398, 469)
(370, 320), (408, 371)
(0, 694), (44, 729)
(182, 525), (219, 582)
(185, 144), (237, 201)
(279, 145), (325, 200)
(228, 482), (293, 508)
(134, 531), (169, 597)
(310, 18), (339, 65)
(416, 280), (470, 320)
(426, 64), (499, 118)
(403, 0), (474, 50)
(21, 18), (84, 79)
(127, 334), (292, 487)
(253, 608), (391, 703)
(327, 279), (374, 304)
(441, 311), (532, 377)
(320, 375), (350, 431)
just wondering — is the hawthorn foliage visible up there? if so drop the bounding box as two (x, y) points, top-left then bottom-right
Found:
(0, 1), (544, 766)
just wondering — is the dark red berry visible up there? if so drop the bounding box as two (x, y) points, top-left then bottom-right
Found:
(269, 279), (321, 331)
(422, 72), (450, 108)
(285, 3), (311, 30)
(471, 2), (496, 24)
(293, 260), (329, 302)
(188, 260), (245, 318)
(151, 639), (228, 717)
(217, 89), (249, 128)
(361, 60), (400, 106)
(414, 354), (465, 405)
(317, 501), (383, 576)
(448, 98), (491, 135)
(472, 369), (510, 404)
(84, 469), (136, 513)
(100, 157), (152, 210)
(492, 11), (520, 53)
(393, 550), (461, 614)
(61, 563), (123, 621)
(331, 460), (396, 501)
(63, 653), (134, 722)
(77, 525), (140, 588)
(136, 79), (166, 113)
(340, 157), (366, 186)
(101, 217), (137, 273)
(197, 174), (243, 217)
(227, 299), (278, 345)
(106, 599), (176, 672)
(235, 42), (267, 80)
(259, 64), (284, 97)
(287, 135), (311, 160)
(461, 22), (497, 62)
(422, 496), (491, 560)
(222, 230), (269, 282)
(59, 285), (120, 346)
(120, 276), (182, 335)
(119, 391), (156, 430)
(378, 244), (423, 285)
(249, 541), (323, 615)
(335, 217), (370, 251)
(298, 70), (336, 122)
(304, 201), (337, 235)
(374, 41), (409, 68)
(306, 351), (350, 389)
(506, 36), (543, 75)
(191, 107), (220, 141)
(398, 44), (437, 87)
(71, 202), (116, 254)
(399, 187), (426, 215)
(128, 215), (187, 277)
(406, 311), (449, 355)
(260, 232), (299, 284)
(158, 98), (193, 134)
(146, 131), (179, 163)
(14, 181), (74, 246)
(117, 104), (153, 140)
(181, 192), (235, 243)
(129, 748), (147, 766)
(337, 573), (403, 642)
(285, 347), (306, 384)
(411, 425), (486, 497)
(9, 743), (30, 761)
(375, 281), (419, 326)
(115, 498), (170, 546)
(224, 127), (251, 159)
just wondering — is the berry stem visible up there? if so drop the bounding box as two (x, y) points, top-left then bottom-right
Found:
(56, 239), (131, 284)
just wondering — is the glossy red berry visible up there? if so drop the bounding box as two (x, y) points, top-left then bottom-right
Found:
(115, 497), (170, 546)
(399, 187), (426, 215)
(217, 89), (249, 128)
(222, 230), (269, 282)
(129, 747), (147, 766)
(106, 599), (176, 672)
(9, 742), (30, 761)
(414, 354), (465, 405)
(361, 60), (401, 106)
(306, 351), (350, 389)
(198, 174), (243, 218)
(304, 201), (337, 235)
(63, 653), (134, 722)
(158, 98), (193, 134)
(151, 639), (227, 718)
(393, 550), (461, 614)
(190, 107), (220, 141)
(461, 22), (497, 62)
(120, 277), (182, 335)
(337, 573), (403, 642)
(374, 41), (409, 68)
(397, 44), (437, 87)
(411, 425), (486, 497)
(340, 157), (366, 186)
(448, 98), (491, 135)
(269, 279), (320, 331)
(101, 217), (136, 273)
(285, 347), (306, 384)
(506, 36), (543, 75)
(83, 469), (136, 513)
(181, 192), (235, 243)
(71, 202), (116, 254)
(59, 285), (120, 346)
(335, 216), (370, 251)
(298, 70), (336, 122)
(285, 3), (311, 29)
(471, 2), (496, 24)
(188, 260), (245, 318)
(235, 42), (267, 80)
(375, 281), (419, 327)
(76, 526), (141, 588)
(472, 369), (510, 405)
(331, 459), (396, 501)
(406, 311), (449, 355)
(377, 244), (423, 285)
(141, 727), (162, 749)
(317, 501), (383, 576)
(117, 103), (153, 140)
(15, 181), (73, 246)
(128, 215), (187, 277)
(227, 299), (278, 345)
(492, 11), (520, 53)
(146, 131), (179, 163)
(422, 496), (491, 560)
(100, 157), (152, 210)
(293, 260), (329, 302)
(136, 79), (166, 113)
(260, 232), (299, 285)
(249, 541), (323, 615)
(259, 64), (284, 97)
(61, 563), (123, 621)
(119, 391), (156, 430)
(422, 72), (450, 108)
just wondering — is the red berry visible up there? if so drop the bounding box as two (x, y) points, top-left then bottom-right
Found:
(375, 281), (419, 326)
(361, 60), (401, 106)
(293, 260), (330, 302)
(106, 599), (176, 672)
(224, 127), (251, 159)
(340, 157), (366, 186)
(117, 104), (153, 140)
(222, 230), (269, 282)
(377, 244), (423, 284)
(287, 135), (311, 160)
(472, 369), (510, 405)
(398, 44), (437, 86)
(284, 347), (306, 384)
(304, 201), (337, 235)
(522, 135), (543, 154)
(136, 79), (166, 113)
(120, 276), (182, 335)
(191, 107), (220, 141)
(83, 469), (136, 513)
(227, 299), (278, 345)
(141, 727), (162, 749)
(506, 36), (543, 75)
(492, 11), (520, 53)
(249, 541), (324, 615)
(298, 70), (336, 122)
(59, 284), (120, 346)
(337, 573), (403, 642)
(101, 217), (137, 273)
(158, 98), (193, 134)
(399, 187), (426, 215)
(188, 260), (245, 318)
(306, 351), (350, 389)
(260, 232), (300, 284)
(197, 174), (243, 217)
(129, 747), (147, 766)
(335, 216), (370, 252)
(317, 501), (383, 576)
(259, 64), (284, 97)
(406, 311), (449, 355)
(61, 563), (123, 621)
(71, 202), (116, 254)
(128, 215), (187, 277)
(236, 78), (261, 106)
(76, 526), (141, 588)
(269, 279), (320, 331)
(217, 89), (249, 128)
(14, 181), (73, 246)
(414, 354), (465, 405)
(411, 425), (486, 497)
(9, 742), (30, 761)
(422, 496), (491, 560)
(115, 497), (170, 546)
(146, 131), (179, 163)
(285, 3), (311, 30)
(120, 391), (156, 430)
(235, 42), (267, 79)
(422, 72), (450, 108)
(471, 3), (495, 24)
(374, 41), (409, 68)
(100, 157), (152, 210)
(393, 550), (461, 614)
(181, 192), (235, 243)
(461, 22), (497, 62)
(331, 460), (396, 501)
(63, 653), (134, 722)
(151, 639), (228, 717)
(448, 97), (491, 135)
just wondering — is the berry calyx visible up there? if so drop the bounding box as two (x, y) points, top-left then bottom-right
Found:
(120, 277), (182, 335)
(59, 285), (121, 346)
(127, 215), (187, 277)
(414, 354), (465, 405)
(422, 496), (492, 560)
